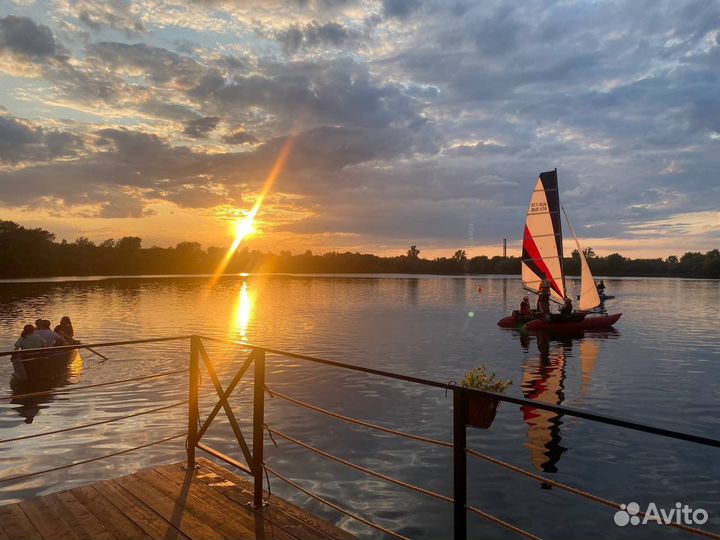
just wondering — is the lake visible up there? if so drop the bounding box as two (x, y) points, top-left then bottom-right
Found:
(0, 274), (718, 539)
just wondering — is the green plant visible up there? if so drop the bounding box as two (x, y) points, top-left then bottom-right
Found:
(460, 366), (512, 393)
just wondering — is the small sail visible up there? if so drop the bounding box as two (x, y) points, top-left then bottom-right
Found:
(562, 207), (601, 311)
(522, 170), (565, 303)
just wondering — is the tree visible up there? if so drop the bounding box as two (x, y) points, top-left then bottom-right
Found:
(583, 247), (596, 259)
(99, 239), (116, 248)
(74, 237), (95, 248)
(452, 250), (467, 263)
(407, 245), (421, 259)
(117, 236), (142, 250)
(666, 255), (678, 264)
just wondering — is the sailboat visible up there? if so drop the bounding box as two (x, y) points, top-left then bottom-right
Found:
(497, 169), (621, 330)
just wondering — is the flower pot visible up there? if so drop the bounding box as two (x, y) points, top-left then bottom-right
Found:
(466, 395), (500, 429)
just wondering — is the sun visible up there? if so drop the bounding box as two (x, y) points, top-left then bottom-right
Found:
(234, 215), (256, 243)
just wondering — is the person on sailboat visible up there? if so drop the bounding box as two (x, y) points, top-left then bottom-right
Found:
(520, 296), (532, 316)
(596, 280), (606, 294)
(534, 274), (551, 317)
(537, 290), (551, 318)
(559, 297), (573, 315)
(538, 277), (551, 295)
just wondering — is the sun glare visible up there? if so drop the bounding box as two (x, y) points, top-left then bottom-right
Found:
(235, 218), (256, 241)
(209, 134), (298, 286)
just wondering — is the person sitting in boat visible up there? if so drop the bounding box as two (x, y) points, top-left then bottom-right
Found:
(34, 319), (66, 347)
(596, 280), (606, 294)
(559, 297), (573, 315)
(54, 316), (80, 344)
(14, 325), (48, 350)
(519, 296), (532, 316)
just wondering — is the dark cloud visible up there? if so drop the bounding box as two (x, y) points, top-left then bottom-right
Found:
(222, 130), (258, 145)
(276, 21), (358, 55)
(382, 0), (421, 19)
(182, 116), (220, 138)
(191, 58), (421, 129)
(0, 114), (84, 164)
(0, 15), (64, 61)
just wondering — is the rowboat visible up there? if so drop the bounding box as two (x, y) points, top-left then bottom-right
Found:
(11, 348), (80, 382)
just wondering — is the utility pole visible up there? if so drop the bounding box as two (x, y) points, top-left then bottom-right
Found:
(503, 238), (507, 258)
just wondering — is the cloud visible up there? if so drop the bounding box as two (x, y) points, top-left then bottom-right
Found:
(0, 2), (719, 254)
(74, 0), (146, 35)
(222, 130), (258, 145)
(382, 0), (421, 19)
(0, 113), (84, 164)
(276, 20), (359, 54)
(182, 116), (220, 138)
(86, 41), (209, 88)
(190, 57), (422, 129)
(0, 15), (65, 61)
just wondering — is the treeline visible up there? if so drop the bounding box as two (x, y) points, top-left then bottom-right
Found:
(0, 221), (718, 278)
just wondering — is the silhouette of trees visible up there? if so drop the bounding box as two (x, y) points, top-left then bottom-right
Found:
(0, 220), (718, 279)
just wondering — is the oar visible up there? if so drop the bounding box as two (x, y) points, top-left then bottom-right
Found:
(87, 347), (109, 361)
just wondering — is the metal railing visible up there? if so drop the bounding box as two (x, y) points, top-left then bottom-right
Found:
(187, 335), (720, 540)
(1, 335), (719, 540)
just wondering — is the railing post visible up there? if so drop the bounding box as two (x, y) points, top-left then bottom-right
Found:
(453, 388), (467, 540)
(252, 349), (266, 507)
(186, 335), (200, 469)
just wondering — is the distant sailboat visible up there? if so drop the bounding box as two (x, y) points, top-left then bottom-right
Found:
(497, 169), (621, 330)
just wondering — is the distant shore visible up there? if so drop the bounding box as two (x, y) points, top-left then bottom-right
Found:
(2, 220), (718, 279)
(1, 272), (718, 284)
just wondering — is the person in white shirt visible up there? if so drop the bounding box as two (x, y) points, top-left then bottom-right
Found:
(34, 319), (66, 346)
(14, 325), (48, 350)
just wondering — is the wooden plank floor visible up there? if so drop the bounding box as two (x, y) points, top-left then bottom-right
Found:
(0, 457), (354, 540)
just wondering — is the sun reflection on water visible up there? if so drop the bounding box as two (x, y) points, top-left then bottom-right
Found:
(233, 282), (254, 338)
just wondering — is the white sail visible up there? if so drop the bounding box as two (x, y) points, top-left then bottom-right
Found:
(562, 207), (601, 311)
(521, 170), (566, 303)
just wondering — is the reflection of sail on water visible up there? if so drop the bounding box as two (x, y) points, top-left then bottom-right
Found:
(521, 334), (603, 472)
(521, 335), (567, 473)
(579, 339), (599, 396)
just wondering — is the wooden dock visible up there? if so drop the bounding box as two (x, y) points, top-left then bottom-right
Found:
(0, 457), (353, 540)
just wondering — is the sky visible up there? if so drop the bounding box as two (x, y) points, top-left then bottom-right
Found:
(0, 0), (718, 258)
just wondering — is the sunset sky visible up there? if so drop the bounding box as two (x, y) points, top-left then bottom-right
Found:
(0, 0), (718, 258)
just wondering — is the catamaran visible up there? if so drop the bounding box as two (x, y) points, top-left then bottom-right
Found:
(497, 169), (621, 330)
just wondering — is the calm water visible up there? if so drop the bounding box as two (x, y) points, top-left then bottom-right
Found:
(0, 274), (718, 539)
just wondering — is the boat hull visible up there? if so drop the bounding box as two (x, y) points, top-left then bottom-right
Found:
(522, 313), (622, 332)
(497, 315), (533, 328)
(11, 349), (79, 382)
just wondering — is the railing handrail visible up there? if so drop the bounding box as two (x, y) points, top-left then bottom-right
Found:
(0, 335), (193, 357)
(199, 335), (720, 449)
